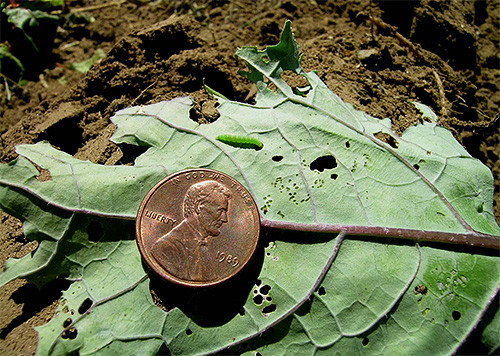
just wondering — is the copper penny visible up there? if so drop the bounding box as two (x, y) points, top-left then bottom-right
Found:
(136, 169), (260, 287)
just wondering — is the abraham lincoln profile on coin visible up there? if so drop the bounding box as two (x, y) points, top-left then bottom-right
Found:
(151, 180), (231, 281)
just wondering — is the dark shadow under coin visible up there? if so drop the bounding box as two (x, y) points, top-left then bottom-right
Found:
(148, 241), (264, 327)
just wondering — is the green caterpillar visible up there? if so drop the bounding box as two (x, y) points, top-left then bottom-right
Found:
(216, 135), (264, 150)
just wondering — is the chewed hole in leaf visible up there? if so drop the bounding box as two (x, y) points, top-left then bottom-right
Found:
(255, 279), (262, 287)
(452, 310), (461, 321)
(266, 296), (272, 302)
(415, 284), (428, 295)
(186, 329), (193, 336)
(253, 295), (263, 305)
(345, 141), (351, 148)
(216, 135), (263, 150)
(362, 337), (369, 346)
(63, 318), (72, 328)
(318, 286), (326, 296)
(78, 298), (93, 314)
(262, 304), (277, 314)
(34, 166), (52, 182)
(374, 132), (399, 149)
(260, 284), (271, 295)
(331, 173), (338, 180)
(272, 155), (283, 162)
(310, 155), (337, 172)
(188, 97), (221, 124)
(61, 327), (78, 340)
(294, 85), (311, 96)
(86, 221), (104, 243)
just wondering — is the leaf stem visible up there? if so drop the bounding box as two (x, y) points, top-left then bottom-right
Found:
(261, 219), (500, 250)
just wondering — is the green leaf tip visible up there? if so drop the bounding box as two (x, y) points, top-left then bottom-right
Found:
(236, 20), (302, 85)
(266, 20), (302, 73)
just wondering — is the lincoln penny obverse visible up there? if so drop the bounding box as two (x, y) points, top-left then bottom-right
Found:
(136, 169), (260, 287)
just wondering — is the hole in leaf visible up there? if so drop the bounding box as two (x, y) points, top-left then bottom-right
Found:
(262, 304), (277, 314)
(33, 163), (52, 182)
(253, 295), (264, 305)
(61, 327), (78, 339)
(414, 284), (428, 295)
(188, 101), (202, 123)
(452, 310), (461, 321)
(78, 298), (93, 315)
(186, 329), (193, 336)
(266, 296), (272, 302)
(260, 284), (271, 295)
(310, 155), (337, 172)
(362, 337), (369, 346)
(256, 279), (262, 287)
(413, 164), (420, 170)
(374, 132), (399, 149)
(256, 352), (263, 356)
(239, 308), (245, 316)
(86, 221), (104, 243)
(345, 141), (351, 148)
(272, 155), (283, 162)
(318, 286), (326, 296)
(63, 318), (72, 328)
(330, 173), (338, 180)
(294, 85), (311, 96)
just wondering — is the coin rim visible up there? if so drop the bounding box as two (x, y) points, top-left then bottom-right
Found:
(136, 168), (261, 288)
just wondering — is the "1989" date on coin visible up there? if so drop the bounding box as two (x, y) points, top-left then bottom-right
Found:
(216, 250), (239, 267)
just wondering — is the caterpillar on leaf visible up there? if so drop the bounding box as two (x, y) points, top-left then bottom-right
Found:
(216, 135), (264, 150)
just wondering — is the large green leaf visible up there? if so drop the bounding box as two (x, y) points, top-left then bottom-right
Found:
(0, 142), (167, 219)
(0, 21), (498, 356)
(240, 245), (500, 355)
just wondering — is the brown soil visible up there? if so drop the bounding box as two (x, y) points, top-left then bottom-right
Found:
(1, 0), (499, 354)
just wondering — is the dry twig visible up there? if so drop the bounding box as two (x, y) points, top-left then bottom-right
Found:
(358, 12), (423, 59)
